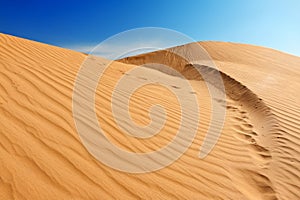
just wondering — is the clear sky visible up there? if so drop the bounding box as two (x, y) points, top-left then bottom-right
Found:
(1, 0), (300, 56)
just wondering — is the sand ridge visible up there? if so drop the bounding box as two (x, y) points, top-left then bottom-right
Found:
(0, 33), (300, 199)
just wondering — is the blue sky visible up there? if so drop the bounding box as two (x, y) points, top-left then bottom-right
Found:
(1, 0), (300, 56)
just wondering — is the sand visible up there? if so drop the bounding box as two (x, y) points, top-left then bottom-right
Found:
(0, 33), (299, 199)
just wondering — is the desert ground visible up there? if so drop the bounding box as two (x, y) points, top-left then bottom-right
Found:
(0, 33), (299, 199)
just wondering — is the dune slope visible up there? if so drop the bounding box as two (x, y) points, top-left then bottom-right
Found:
(0, 33), (300, 200)
(120, 42), (300, 200)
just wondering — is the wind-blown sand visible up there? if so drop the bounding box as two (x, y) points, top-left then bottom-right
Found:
(0, 33), (299, 199)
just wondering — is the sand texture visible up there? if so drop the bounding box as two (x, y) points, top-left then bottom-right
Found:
(0, 33), (300, 199)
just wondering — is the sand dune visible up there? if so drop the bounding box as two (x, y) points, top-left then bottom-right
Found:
(0, 33), (300, 199)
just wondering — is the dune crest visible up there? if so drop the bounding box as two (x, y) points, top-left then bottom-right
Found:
(0, 33), (300, 199)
